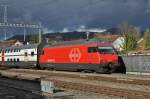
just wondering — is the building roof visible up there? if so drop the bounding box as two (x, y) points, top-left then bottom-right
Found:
(0, 44), (38, 50)
(0, 40), (17, 47)
(44, 39), (112, 48)
(94, 34), (120, 43)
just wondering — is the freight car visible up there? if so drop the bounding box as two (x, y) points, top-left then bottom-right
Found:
(0, 41), (121, 73)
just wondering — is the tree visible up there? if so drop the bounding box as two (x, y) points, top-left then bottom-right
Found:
(118, 22), (140, 39)
(118, 22), (139, 51)
(144, 29), (150, 50)
(29, 34), (39, 44)
(123, 33), (137, 51)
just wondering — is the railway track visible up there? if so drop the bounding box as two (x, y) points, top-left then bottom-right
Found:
(0, 69), (150, 99)
(8, 69), (150, 86)
(0, 76), (44, 99)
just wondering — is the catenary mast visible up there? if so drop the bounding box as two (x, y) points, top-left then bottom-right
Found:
(0, 5), (42, 43)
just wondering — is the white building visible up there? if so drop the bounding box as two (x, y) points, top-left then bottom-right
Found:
(13, 40), (23, 47)
(113, 37), (125, 51)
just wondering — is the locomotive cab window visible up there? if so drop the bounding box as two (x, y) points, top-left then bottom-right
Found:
(88, 47), (97, 53)
(31, 52), (34, 56)
(98, 46), (116, 54)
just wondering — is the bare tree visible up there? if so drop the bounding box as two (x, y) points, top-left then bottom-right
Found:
(118, 22), (140, 51)
(118, 22), (140, 39)
(144, 29), (150, 50)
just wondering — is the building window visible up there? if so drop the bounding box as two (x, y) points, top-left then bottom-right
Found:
(10, 59), (13, 62)
(7, 59), (9, 62)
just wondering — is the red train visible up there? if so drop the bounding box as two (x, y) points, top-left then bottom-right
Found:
(0, 40), (122, 73)
(39, 41), (120, 73)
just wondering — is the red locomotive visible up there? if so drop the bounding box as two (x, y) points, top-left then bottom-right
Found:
(39, 41), (120, 73)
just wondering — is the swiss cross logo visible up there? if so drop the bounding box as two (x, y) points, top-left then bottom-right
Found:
(69, 48), (81, 63)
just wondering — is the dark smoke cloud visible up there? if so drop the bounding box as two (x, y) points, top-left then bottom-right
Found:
(0, 0), (150, 32)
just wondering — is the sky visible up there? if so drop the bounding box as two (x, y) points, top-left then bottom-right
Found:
(1, 0), (150, 36)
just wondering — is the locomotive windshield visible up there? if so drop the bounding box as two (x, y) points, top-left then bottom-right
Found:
(98, 46), (116, 54)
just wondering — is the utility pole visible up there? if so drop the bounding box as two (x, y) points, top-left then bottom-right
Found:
(0, 22), (41, 41)
(1, 5), (8, 40)
(86, 32), (90, 41)
(23, 27), (26, 42)
(3, 5), (8, 23)
(38, 23), (42, 44)
(144, 1), (150, 13)
(0, 5), (42, 43)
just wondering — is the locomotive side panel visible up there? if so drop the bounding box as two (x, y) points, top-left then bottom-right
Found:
(39, 44), (101, 71)
(40, 45), (89, 64)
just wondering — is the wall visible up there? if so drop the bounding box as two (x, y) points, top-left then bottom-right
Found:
(121, 55), (150, 73)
